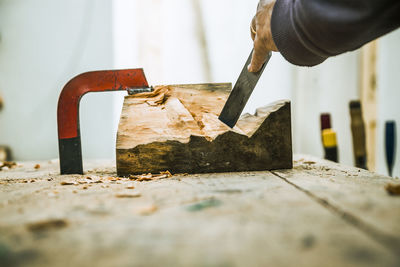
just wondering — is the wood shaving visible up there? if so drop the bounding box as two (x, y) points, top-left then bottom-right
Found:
(0, 161), (17, 171)
(115, 192), (141, 198)
(135, 204), (158, 215)
(60, 181), (77, 186)
(385, 183), (400, 196)
(129, 86), (171, 107)
(160, 170), (172, 177)
(27, 219), (68, 232)
(129, 171), (173, 182)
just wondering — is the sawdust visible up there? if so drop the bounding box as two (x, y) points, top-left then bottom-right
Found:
(27, 219), (68, 232)
(0, 161), (17, 171)
(385, 183), (400, 196)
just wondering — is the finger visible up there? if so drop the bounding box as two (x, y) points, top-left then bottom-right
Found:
(248, 36), (270, 72)
(250, 17), (257, 41)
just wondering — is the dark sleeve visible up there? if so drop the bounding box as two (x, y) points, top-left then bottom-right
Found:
(270, 0), (400, 66)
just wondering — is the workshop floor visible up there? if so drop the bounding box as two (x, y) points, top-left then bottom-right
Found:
(0, 156), (399, 267)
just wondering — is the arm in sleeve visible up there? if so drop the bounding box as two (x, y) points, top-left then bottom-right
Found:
(271, 0), (400, 66)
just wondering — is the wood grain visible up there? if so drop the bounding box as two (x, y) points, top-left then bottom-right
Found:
(274, 155), (400, 255)
(0, 159), (399, 267)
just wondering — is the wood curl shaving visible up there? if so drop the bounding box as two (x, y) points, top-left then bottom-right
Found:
(129, 86), (171, 106)
(129, 171), (172, 182)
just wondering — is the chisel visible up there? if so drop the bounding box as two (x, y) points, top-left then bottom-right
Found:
(385, 121), (396, 176)
(349, 101), (367, 169)
(219, 50), (271, 128)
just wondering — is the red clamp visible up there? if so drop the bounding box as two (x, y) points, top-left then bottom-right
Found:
(57, 69), (149, 174)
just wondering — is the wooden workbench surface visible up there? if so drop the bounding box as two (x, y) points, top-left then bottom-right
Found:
(0, 156), (399, 267)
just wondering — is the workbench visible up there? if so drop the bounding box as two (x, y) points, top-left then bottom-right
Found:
(0, 156), (399, 267)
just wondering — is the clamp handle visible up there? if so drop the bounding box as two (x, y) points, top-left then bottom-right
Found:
(57, 69), (149, 174)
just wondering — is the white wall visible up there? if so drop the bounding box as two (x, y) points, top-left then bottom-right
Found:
(0, 0), (115, 161)
(292, 52), (360, 166)
(376, 30), (400, 177)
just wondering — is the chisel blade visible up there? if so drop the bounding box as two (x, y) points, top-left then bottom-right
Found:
(218, 50), (271, 128)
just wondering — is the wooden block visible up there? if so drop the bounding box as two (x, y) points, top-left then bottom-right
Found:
(116, 83), (292, 176)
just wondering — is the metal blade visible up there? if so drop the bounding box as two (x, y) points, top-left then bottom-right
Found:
(218, 50), (271, 128)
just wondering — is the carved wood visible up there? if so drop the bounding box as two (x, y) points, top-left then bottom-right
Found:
(116, 83), (292, 175)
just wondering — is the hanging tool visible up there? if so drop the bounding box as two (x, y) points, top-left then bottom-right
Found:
(322, 129), (338, 163)
(320, 113), (331, 131)
(385, 121), (396, 176)
(349, 101), (367, 169)
(219, 50), (271, 128)
(320, 113), (338, 162)
(57, 69), (150, 175)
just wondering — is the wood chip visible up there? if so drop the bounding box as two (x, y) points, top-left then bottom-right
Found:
(0, 161), (17, 171)
(60, 181), (77, 186)
(135, 204), (158, 215)
(160, 170), (172, 177)
(27, 219), (68, 232)
(116, 192), (141, 198)
(385, 183), (400, 196)
(129, 171), (173, 182)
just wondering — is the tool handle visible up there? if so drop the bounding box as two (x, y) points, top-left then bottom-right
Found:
(349, 101), (367, 169)
(385, 121), (396, 176)
(57, 69), (148, 174)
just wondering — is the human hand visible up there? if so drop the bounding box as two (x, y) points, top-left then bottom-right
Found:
(248, 0), (278, 72)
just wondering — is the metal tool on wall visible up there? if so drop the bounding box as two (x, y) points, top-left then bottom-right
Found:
(320, 113), (338, 163)
(57, 69), (151, 175)
(385, 121), (396, 177)
(349, 101), (368, 169)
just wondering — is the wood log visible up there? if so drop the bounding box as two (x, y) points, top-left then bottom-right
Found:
(116, 83), (292, 176)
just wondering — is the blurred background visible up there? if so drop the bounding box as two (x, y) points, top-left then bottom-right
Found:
(0, 0), (399, 177)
